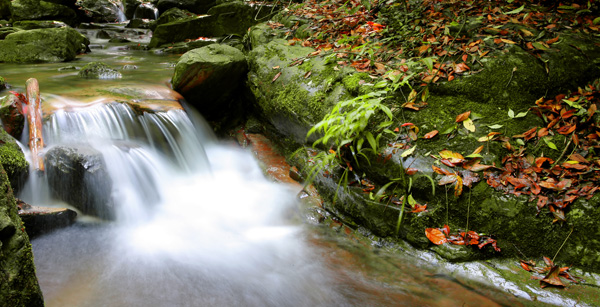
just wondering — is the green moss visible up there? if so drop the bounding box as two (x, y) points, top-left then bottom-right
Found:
(0, 129), (28, 194)
(0, 163), (43, 306)
(0, 76), (6, 90)
(342, 72), (371, 96)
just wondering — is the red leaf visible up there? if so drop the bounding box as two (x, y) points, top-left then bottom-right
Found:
(540, 265), (566, 288)
(405, 168), (419, 175)
(425, 228), (447, 245)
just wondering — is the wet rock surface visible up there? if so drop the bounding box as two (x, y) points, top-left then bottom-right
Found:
(18, 201), (77, 238)
(45, 145), (114, 219)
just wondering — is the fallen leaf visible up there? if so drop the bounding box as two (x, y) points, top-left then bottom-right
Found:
(272, 72), (282, 82)
(440, 150), (464, 163)
(425, 228), (447, 245)
(423, 130), (439, 139)
(455, 111), (471, 123)
(541, 265), (566, 288)
(463, 118), (476, 132)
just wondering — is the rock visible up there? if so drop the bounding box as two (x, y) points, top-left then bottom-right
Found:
(155, 38), (216, 54)
(0, 129), (28, 195)
(18, 202), (77, 238)
(0, 164), (44, 307)
(0, 27), (89, 63)
(78, 62), (122, 79)
(96, 29), (111, 39)
(75, 0), (126, 22)
(152, 7), (195, 31)
(133, 3), (158, 20)
(12, 20), (68, 29)
(126, 18), (152, 29)
(147, 15), (216, 48)
(11, 0), (78, 26)
(0, 93), (25, 139)
(246, 32), (354, 144)
(156, 0), (216, 15)
(0, 27), (19, 39)
(124, 0), (143, 20)
(206, 2), (276, 37)
(171, 44), (247, 119)
(45, 145), (114, 219)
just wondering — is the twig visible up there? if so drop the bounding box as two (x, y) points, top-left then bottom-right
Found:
(552, 225), (574, 263)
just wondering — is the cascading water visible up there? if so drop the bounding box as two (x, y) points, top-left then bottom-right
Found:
(27, 100), (354, 306)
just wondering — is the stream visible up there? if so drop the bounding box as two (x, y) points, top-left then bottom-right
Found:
(1, 25), (596, 307)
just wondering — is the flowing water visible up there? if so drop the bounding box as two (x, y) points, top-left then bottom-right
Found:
(2, 26), (598, 306)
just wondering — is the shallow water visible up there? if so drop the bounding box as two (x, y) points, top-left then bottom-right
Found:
(1, 26), (594, 306)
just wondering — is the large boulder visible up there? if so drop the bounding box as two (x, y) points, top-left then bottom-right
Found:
(149, 7), (195, 31)
(10, 0), (78, 26)
(124, 0), (143, 19)
(0, 164), (44, 307)
(171, 44), (246, 119)
(206, 2), (275, 37)
(0, 129), (28, 195)
(45, 145), (114, 219)
(133, 2), (158, 19)
(156, 0), (215, 15)
(0, 27), (89, 63)
(246, 26), (356, 143)
(147, 15), (216, 48)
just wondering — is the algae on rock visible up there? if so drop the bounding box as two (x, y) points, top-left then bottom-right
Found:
(0, 163), (44, 306)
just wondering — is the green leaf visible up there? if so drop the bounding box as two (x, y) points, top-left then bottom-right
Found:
(543, 137), (558, 150)
(366, 131), (377, 152)
(557, 5), (575, 9)
(562, 99), (583, 109)
(375, 181), (396, 200)
(505, 4), (525, 15)
(508, 109), (515, 118)
(407, 194), (416, 206)
(515, 111), (529, 118)
(465, 153), (483, 158)
(594, 17), (600, 25)
(532, 42), (548, 50)
(488, 124), (504, 129)
(421, 57), (434, 72)
(401, 145), (416, 158)
(516, 139), (525, 146)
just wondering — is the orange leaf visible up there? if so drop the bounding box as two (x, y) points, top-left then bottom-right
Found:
(405, 168), (419, 175)
(455, 62), (470, 73)
(418, 45), (430, 54)
(423, 130), (439, 139)
(455, 111), (471, 122)
(439, 150), (464, 163)
(546, 36), (560, 44)
(471, 145), (484, 155)
(540, 266), (566, 288)
(432, 165), (452, 175)
(462, 54), (468, 62)
(500, 38), (516, 44)
(425, 228), (447, 245)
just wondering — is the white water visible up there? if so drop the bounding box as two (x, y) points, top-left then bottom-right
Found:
(27, 102), (351, 306)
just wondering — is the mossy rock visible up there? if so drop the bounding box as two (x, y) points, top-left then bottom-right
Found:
(0, 163), (44, 306)
(0, 129), (28, 195)
(0, 93), (25, 139)
(171, 44), (247, 119)
(11, 0), (78, 26)
(0, 26), (89, 63)
(148, 15), (217, 48)
(0, 75), (6, 90)
(78, 61), (122, 79)
(12, 20), (68, 29)
(0, 27), (20, 39)
(290, 147), (600, 271)
(150, 7), (196, 31)
(207, 2), (276, 37)
(247, 33), (366, 144)
(156, 0), (216, 15)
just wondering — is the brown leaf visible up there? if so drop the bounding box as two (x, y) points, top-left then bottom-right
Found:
(439, 150), (464, 163)
(546, 36), (560, 44)
(425, 228), (447, 245)
(432, 165), (452, 176)
(455, 111), (471, 122)
(541, 265), (566, 288)
(272, 72), (282, 83)
(405, 168), (419, 175)
(439, 175), (458, 185)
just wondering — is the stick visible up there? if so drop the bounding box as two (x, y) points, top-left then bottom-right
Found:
(25, 78), (45, 172)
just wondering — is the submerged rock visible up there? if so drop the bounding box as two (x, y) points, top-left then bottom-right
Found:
(0, 27), (89, 63)
(78, 61), (122, 79)
(0, 164), (44, 306)
(171, 44), (247, 119)
(45, 145), (114, 219)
